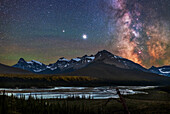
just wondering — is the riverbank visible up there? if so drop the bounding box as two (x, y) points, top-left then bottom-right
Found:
(0, 73), (166, 88)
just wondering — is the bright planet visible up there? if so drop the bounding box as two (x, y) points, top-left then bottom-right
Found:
(82, 34), (87, 39)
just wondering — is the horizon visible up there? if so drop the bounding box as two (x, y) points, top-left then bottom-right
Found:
(2, 49), (169, 69)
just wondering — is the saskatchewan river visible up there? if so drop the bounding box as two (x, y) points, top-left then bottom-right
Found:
(0, 86), (157, 99)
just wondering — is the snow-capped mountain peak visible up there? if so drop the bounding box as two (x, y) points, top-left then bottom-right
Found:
(86, 56), (95, 60)
(159, 68), (170, 74)
(94, 50), (147, 72)
(58, 57), (70, 62)
(18, 58), (27, 63)
(149, 66), (170, 76)
(72, 58), (81, 62)
(26, 60), (43, 66)
(30, 60), (43, 65)
(13, 59), (46, 73)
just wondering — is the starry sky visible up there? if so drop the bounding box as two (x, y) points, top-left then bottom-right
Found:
(0, 0), (170, 68)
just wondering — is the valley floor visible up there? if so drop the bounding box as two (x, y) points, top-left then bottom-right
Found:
(0, 86), (170, 114)
(0, 73), (167, 88)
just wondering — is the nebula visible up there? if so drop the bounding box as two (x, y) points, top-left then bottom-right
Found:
(105, 0), (170, 67)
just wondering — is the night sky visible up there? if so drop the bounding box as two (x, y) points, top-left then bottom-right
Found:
(0, 0), (170, 68)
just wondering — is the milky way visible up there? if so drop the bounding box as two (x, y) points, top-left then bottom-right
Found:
(105, 0), (170, 67)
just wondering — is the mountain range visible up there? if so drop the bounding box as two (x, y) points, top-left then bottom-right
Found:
(0, 50), (170, 86)
(13, 55), (95, 74)
(12, 50), (170, 77)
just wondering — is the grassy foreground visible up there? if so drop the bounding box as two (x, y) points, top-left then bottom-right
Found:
(0, 73), (167, 88)
(0, 87), (170, 114)
(0, 74), (95, 81)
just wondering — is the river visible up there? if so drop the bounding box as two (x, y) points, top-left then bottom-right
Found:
(0, 86), (157, 99)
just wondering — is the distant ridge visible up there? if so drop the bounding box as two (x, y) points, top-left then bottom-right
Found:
(149, 66), (170, 77)
(0, 63), (31, 74)
(64, 62), (170, 85)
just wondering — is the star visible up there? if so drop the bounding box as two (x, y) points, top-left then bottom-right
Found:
(82, 34), (87, 39)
